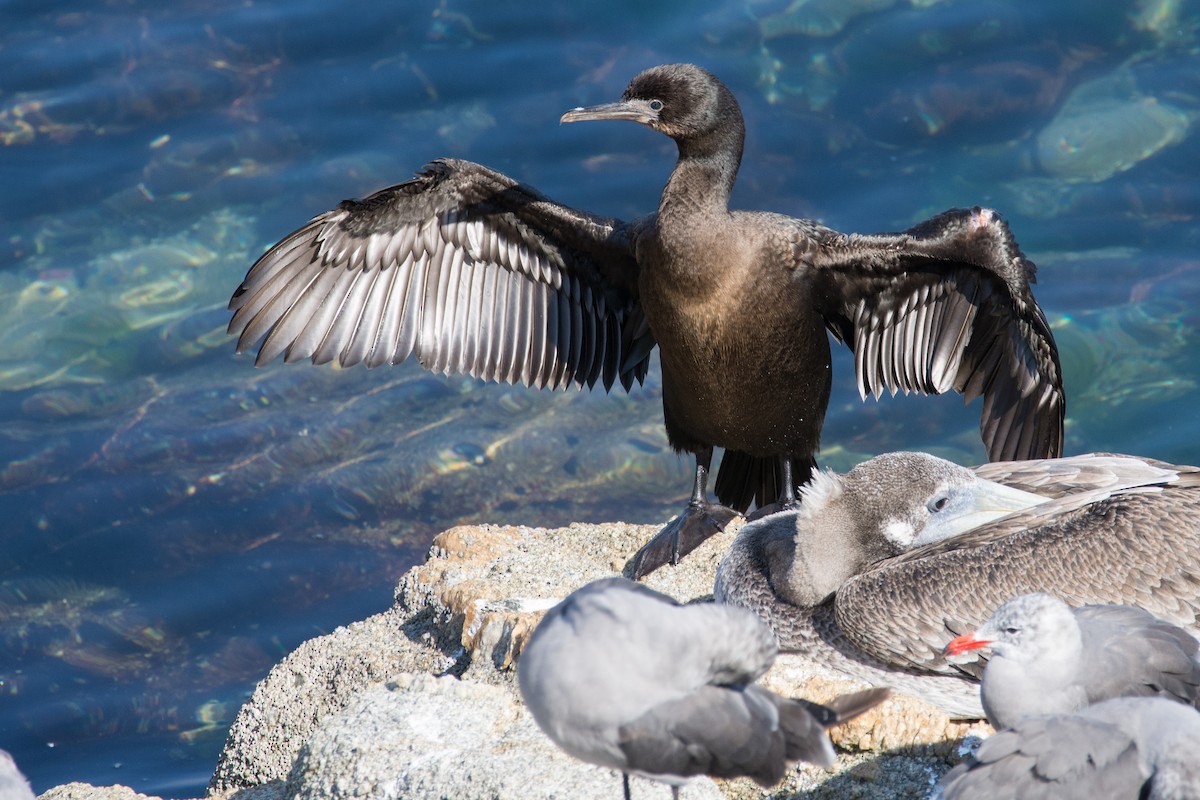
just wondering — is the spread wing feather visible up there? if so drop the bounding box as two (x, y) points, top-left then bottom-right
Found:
(229, 158), (655, 392)
(811, 207), (1064, 461)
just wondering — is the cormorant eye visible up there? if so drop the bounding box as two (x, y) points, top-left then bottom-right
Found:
(648, 99), (664, 111)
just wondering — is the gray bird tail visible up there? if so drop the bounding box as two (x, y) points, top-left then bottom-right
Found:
(781, 687), (890, 770)
(822, 687), (891, 726)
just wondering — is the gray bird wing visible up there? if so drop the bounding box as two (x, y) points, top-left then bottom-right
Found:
(229, 158), (655, 392)
(937, 715), (1145, 800)
(1084, 698), (1200, 797)
(807, 207), (1063, 461)
(832, 487), (1200, 677)
(1074, 604), (1200, 706)
(973, 453), (1199, 498)
(568, 578), (780, 688)
(616, 685), (833, 787)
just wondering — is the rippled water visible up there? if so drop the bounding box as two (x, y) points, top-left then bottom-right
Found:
(2, 0), (1198, 795)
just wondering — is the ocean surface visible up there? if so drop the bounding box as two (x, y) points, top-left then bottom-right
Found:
(2, 0), (1197, 795)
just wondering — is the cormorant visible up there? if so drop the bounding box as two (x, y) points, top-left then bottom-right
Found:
(228, 64), (1065, 577)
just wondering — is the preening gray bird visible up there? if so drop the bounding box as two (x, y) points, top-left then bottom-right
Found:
(937, 697), (1200, 799)
(516, 577), (889, 798)
(228, 63), (1065, 578)
(0, 750), (35, 800)
(944, 592), (1200, 730)
(715, 451), (1200, 718)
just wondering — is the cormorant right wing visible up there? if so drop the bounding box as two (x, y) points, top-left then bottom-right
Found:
(229, 158), (655, 392)
(808, 207), (1065, 462)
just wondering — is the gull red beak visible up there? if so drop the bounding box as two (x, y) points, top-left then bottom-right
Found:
(944, 633), (992, 657)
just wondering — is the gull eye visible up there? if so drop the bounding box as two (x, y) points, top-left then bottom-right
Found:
(648, 99), (664, 111)
(1004, 627), (1019, 635)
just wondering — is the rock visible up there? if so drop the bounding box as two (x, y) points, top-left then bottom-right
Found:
(38, 785), (157, 800)
(394, 521), (735, 681)
(41, 520), (984, 800)
(208, 605), (459, 794)
(285, 673), (722, 800)
(759, 662), (991, 757)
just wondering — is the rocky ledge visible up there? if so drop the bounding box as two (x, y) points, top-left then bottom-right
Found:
(35, 521), (990, 800)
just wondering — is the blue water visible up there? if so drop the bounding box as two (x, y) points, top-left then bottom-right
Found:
(2, 0), (1198, 795)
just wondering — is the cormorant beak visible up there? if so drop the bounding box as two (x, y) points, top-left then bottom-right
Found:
(560, 99), (660, 125)
(943, 633), (991, 657)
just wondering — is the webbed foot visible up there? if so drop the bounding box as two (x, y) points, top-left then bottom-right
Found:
(627, 502), (740, 578)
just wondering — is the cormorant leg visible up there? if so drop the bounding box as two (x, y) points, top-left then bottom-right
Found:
(778, 455), (800, 509)
(745, 455), (803, 521)
(627, 448), (740, 579)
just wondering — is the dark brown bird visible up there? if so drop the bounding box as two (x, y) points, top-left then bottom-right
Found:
(227, 64), (1065, 577)
(715, 452), (1200, 717)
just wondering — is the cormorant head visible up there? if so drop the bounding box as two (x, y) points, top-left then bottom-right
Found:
(561, 64), (741, 151)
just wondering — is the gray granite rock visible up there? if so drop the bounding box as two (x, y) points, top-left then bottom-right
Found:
(38, 785), (157, 800)
(36, 521), (986, 800)
(208, 605), (458, 794)
(286, 673), (722, 800)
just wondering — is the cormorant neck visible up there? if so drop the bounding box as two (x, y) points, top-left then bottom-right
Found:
(662, 98), (745, 215)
